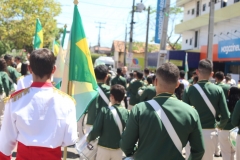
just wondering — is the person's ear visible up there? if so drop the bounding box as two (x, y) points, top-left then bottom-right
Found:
(154, 77), (158, 87)
(176, 81), (180, 89)
(210, 72), (214, 77)
(28, 65), (33, 74)
(52, 65), (56, 74)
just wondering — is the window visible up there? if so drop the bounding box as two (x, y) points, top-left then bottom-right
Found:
(235, 0), (240, 3)
(186, 39), (188, 43)
(192, 9), (195, 15)
(209, 2), (211, 6)
(187, 10), (190, 14)
(190, 39), (192, 45)
(203, 4), (206, 11)
(194, 31), (198, 48)
(196, 1), (200, 17)
(222, 1), (227, 7)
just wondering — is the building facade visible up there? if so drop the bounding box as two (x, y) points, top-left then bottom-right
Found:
(175, 0), (240, 74)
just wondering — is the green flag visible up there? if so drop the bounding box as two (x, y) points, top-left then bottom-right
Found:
(61, 25), (67, 47)
(34, 19), (43, 49)
(61, 4), (98, 121)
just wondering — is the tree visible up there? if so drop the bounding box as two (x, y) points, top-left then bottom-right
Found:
(0, 0), (61, 54)
(151, 7), (183, 50)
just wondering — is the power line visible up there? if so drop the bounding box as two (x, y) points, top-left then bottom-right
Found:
(96, 22), (106, 53)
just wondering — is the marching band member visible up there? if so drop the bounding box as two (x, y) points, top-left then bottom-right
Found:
(87, 84), (129, 160)
(183, 59), (230, 160)
(121, 63), (204, 159)
(0, 48), (78, 160)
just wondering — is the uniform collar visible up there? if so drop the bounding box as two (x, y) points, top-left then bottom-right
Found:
(197, 80), (209, 83)
(155, 93), (176, 98)
(113, 103), (123, 108)
(31, 82), (53, 88)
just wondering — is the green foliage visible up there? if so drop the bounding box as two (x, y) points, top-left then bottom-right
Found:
(0, 0), (62, 53)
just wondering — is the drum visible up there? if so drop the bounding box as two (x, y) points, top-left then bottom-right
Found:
(229, 127), (239, 151)
(75, 132), (98, 160)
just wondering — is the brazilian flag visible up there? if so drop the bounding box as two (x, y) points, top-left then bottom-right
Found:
(61, 3), (98, 121)
(33, 19), (43, 49)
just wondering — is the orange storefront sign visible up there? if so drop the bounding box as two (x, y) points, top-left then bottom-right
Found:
(200, 44), (240, 61)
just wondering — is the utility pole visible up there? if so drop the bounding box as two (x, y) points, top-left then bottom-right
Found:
(124, 24), (127, 66)
(160, 0), (170, 50)
(129, 0), (135, 64)
(96, 22), (105, 53)
(207, 0), (215, 61)
(144, 6), (150, 69)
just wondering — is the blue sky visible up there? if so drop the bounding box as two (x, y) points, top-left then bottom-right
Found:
(56, 0), (182, 49)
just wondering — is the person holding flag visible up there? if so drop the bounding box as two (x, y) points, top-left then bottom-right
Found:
(33, 19), (43, 49)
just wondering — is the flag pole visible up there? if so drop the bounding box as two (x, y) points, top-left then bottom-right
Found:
(63, 81), (74, 160)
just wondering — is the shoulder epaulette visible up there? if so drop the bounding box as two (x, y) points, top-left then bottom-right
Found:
(53, 87), (76, 105)
(17, 75), (24, 81)
(10, 87), (30, 102)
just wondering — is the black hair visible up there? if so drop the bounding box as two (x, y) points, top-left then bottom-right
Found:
(4, 54), (13, 61)
(110, 84), (126, 102)
(215, 71), (224, 81)
(136, 71), (143, 79)
(156, 62), (180, 84)
(147, 76), (153, 85)
(94, 65), (108, 80)
(152, 75), (156, 82)
(15, 56), (21, 61)
(198, 59), (213, 75)
(227, 87), (240, 113)
(144, 68), (150, 75)
(0, 58), (7, 72)
(193, 76), (198, 84)
(117, 68), (122, 75)
(226, 75), (231, 82)
(129, 73), (133, 77)
(30, 48), (56, 78)
(180, 70), (185, 79)
(175, 83), (184, 100)
(21, 63), (29, 76)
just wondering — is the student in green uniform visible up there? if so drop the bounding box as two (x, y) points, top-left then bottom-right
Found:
(215, 71), (231, 99)
(4, 54), (21, 84)
(0, 58), (11, 129)
(188, 71), (197, 85)
(127, 71), (144, 108)
(120, 63), (205, 160)
(88, 84), (129, 160)
(231, 88), (240, 160)
(111, 68), (128, 108)
(183, 59), (230, 160)
(139, 75), (156, 102)
(84, 65), (110, 133)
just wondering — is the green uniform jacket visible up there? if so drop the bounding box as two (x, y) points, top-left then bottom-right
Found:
(7, 66), (21, 84)
(120, 93), (204, 160)
(183, 80), (230, 129)
(87, 83), (110, 125)
(111, 75), (127, 89)
(128, 80), (144, 105)
(0, 72), (10, 96)
(87, 104), (129, 149)
(216, 82), (230, 99)
(216, 82), (233, 130)
(231, 100), (240, 134)
(139, 86), (156, 102)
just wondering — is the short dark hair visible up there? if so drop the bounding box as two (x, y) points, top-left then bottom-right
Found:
(110, 84), (126, 102)
(156, 62), (179, 84)
(136, 71), (143, 79)
(227, 73), (232, 79)
(4, 54), (13, 61)
(193, 76), (198, 83)
(30, 49), (56, 78)
(94, 65), (108, 80)
(215, 71), (224, 81)
(15, 56), (21, 61)
(226, 75), (231, 81)
(198, 59), (213, 75)
(147, 76), (153, 84)
(21, 63), (29, 76)
(152, 75), (156, 82)
(180, 70), (185, 79)
(144, 68), (150, 74)
(0, 58), (7, 72)
(117, 68), (122, 75)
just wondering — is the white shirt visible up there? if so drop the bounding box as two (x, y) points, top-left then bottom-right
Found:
(0, 83), (78, 156)
(17, 74), (33, 90)
(179, 79), (189, 89)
